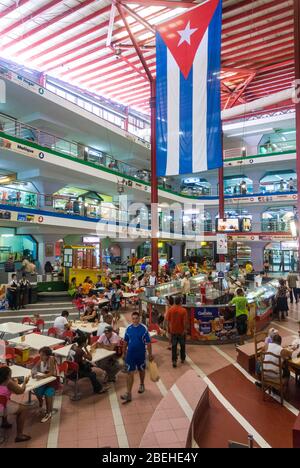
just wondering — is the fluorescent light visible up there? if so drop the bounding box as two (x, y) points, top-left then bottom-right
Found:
(1, 234), (14, 238)
(228, 127), (273, 137)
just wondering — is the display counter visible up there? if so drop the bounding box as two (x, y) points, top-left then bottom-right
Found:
(140, 276), (277, 344)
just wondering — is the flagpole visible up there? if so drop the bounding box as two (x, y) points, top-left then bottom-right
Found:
(218, 131), (225, 263)
(150, 79), (159, 275)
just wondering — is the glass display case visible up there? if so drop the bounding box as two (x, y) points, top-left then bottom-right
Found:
(140, 276), (276, 344)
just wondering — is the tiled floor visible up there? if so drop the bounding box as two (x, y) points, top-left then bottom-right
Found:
(1, 302), (300, 448)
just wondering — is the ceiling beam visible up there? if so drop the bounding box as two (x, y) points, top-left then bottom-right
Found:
(15, 5), (112, 61)
(0, 0), (64, 38)
(0, 0), (30, 19)
(4, 0), (100, 51)
(39, 5), (166, 71)
(121, 0), (196, 9)
(120, 3), (156, 34)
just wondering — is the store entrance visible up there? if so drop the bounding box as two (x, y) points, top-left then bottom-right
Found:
(264, 242), (298, 272)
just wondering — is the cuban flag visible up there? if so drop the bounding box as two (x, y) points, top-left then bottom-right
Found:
(156, 0), (222, 177)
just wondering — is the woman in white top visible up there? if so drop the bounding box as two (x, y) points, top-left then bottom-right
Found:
(32, 347), (58, 423)
(262, 334), (292, 389)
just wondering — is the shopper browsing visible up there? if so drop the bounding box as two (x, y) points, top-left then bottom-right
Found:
(165, 296), (188, 368)
(229, 288), (249, 345)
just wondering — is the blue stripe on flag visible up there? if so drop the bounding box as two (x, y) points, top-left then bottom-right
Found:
(206, 0), (222, 170)
(156, 32), (168, 177)
(179, 68), (193, 175)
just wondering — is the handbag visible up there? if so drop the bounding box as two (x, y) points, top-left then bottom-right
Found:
(149, 360), (160, 382)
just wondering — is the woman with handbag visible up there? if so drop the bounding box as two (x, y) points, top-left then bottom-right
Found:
(275, 279), (290, 321)
(32, 347), (59, 423)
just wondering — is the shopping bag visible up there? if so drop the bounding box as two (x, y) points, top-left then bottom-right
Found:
(149, 360), (160, 382)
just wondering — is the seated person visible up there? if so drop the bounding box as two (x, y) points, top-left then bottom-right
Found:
(97, 312), (114, 336)
(68, 336), (108, 394)
(82, 277), (93, 296)
(260, 334), (292, 393)
(0, 366), (31, 443)
(32, 347), (59, 423)
(53, 310), (70, 338)
(92, 326), (122, 382)
(95, 275), (103, 289)
(80, 304), (98, 323)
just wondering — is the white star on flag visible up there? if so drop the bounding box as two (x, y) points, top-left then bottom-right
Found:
(177, 21), (198, 47)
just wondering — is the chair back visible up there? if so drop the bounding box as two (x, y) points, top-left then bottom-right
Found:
(36, 319), (45, 332)
(5, 347), (15, 359)
(22, 317), (32, 324)
(254, 331), (268, 365)
(47, 327), (58, 338)
(261, 351), (283, 389)
(90, 335), (98, 345)
(62, 330), (75, 339)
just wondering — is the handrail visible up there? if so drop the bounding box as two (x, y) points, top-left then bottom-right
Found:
(0, 61), (150, 144)
(0, 186), (296, 235)
(0, 112), (298, 200)
(0, 112), (150, 182)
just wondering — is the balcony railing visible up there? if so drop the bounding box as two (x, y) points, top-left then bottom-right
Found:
(0, 61), (150, 144)
(0, 113), (149, 182)
(0, 186), (296, 236)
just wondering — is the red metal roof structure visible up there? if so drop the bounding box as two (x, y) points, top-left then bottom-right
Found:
(0, 0), (295, 113)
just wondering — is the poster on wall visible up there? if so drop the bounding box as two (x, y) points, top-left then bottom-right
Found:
(217, 234), (228, 254)
(45, 243), (54, 257)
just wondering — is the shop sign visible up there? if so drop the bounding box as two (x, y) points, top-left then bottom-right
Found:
(228, 235), (259, 242)
(216, 234), (228, 254)
(0, 210), (11, 220)
(0, 137), (42, 159)
(16, 74), (36, 89)
(17, 213), (35, 223)
(259, 234), (293, 241)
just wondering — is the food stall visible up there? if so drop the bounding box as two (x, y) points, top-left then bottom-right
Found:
(63, 244), (101, 285)
(140, 275), (277, 344)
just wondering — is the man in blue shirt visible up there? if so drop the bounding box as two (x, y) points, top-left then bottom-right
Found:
(121, 311), (153, 404)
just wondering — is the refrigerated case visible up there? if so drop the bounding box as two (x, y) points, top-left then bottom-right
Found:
(228, 242), (252, 266)
(264, 243), (297, 272)
(140, 276), (276, 343)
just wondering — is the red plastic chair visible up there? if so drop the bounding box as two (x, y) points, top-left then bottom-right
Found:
(35, 319), (45, 333)
(148, 324), (160, 344)
(90, 335), (98, 345)
(4, 347), (15, 364)
(25, 354), (40, 369)
(62, 330), (75, 340)
(47, 327), (58, 338)
(65, 361), (81, 401)
(22, 317), (32, 325)
(0, 394), (8, 443)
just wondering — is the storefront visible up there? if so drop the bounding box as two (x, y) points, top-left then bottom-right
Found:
(258, 129), (296, 154)
(227, 242), (252, 266)
(261, 206), (296, 232)
(0, 182), (38, 208)
(0, 227), (37, 265)
(224, 175), (253, 195)
(259, 170), (297, 193)
(53, 186), (112, 218)
(264, 241), (298, 272)
(180, 178), (211, 197)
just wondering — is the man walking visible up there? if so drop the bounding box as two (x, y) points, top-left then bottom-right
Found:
(287, 270), (299, 304)
(121, 312), (153, 404)
(165, 296), (188, 368)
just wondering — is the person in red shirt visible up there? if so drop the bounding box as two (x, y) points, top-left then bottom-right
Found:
(165, 296), (188, 368)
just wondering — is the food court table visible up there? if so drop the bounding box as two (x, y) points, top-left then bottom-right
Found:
(122, 293), (138, 310)
(71, 321), (98, 334)
(9, 333), (64, 350)
(0, 322), (36, 339)
(9, 365), (56, 405)
(53, 344), (115, 364)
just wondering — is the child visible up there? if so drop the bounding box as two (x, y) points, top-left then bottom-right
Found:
(111, 285), (123, 322)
